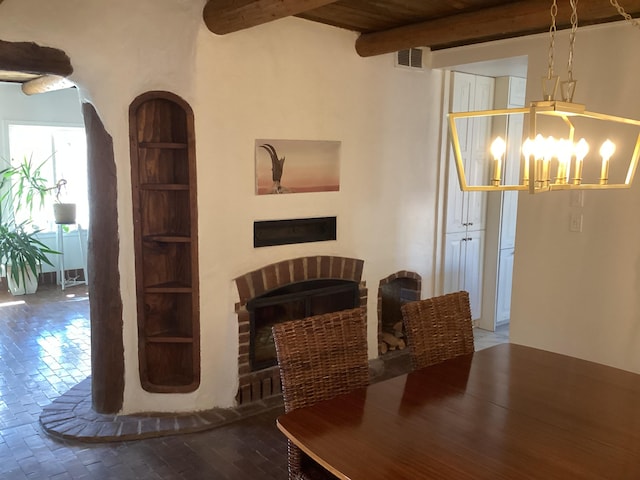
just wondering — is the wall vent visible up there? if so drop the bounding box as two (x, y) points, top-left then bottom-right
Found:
(396, 48), (423, 70)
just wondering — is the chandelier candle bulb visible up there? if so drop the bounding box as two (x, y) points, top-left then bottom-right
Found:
(599, 139), (615, 185)
(556, 138), (572, 184)
(521, 138), (534, 186)
(542, 136), (556, 186)
(490, 136), (506, 186)
(572, 138), (589, 185)
(534, 134), (546, 187)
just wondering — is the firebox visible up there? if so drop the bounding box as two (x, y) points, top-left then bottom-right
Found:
(246, 279), (359, 371)
(234, 255), (366, 405)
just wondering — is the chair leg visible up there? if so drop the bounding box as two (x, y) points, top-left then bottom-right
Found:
(287, 440), (303, 480)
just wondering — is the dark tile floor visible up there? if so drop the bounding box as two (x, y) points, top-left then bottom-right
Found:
(0, 283), (508, 479)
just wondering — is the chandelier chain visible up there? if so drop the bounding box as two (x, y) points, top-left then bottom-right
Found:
(610, 0), (640, 29)
(566, 0), (578, 81)
(547, 0), (558, 79)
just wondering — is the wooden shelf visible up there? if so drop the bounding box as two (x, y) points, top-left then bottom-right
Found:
(145, 282), (193, 293)
(146, 336), (193, 343)
(143, 235), (192, 243)
(140, 183), (190, 191)
(130, 91), (200, 394)
(139, 141), (188, 149)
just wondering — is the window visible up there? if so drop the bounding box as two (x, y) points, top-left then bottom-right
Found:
(8, 124), (88, 231)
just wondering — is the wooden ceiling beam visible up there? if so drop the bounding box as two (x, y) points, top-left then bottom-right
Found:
(21, 74), (75, 96)
(0, 40), (73, 76)
(355, 0), (640, 56)
(203, 0), (338, 35)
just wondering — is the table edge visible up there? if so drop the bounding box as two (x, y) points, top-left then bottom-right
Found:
(276, 417), (351, 480)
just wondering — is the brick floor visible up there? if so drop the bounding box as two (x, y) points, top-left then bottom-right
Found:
(0, 284), (289, 479)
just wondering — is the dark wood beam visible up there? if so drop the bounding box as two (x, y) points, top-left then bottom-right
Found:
(203, 0), (337, 35)
(355, 0), (640, 56)
(0, 40), (73, 76)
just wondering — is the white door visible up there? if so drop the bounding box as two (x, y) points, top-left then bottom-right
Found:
(444, 72), (493, 324)
(463, 230), (485, 320)
(446, 72), (474, 233)
(496, 247), (515, 324)
(443, 230), (484, 321)
(443, 232), (465, 294)
(465, 75), (493, 231)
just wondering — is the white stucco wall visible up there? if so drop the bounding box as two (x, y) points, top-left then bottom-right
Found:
(434, 23), (640, 374)
(0, 0), (444, 412)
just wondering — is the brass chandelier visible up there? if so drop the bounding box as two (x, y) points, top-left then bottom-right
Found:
(448, 0), (640, 193)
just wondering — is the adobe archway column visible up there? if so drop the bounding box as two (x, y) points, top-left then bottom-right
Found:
(83, 103), (125, 413)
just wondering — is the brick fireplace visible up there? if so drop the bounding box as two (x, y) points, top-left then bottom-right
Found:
(234, 256), (367, 405)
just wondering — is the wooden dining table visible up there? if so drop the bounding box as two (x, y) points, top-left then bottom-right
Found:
(276, 343), (640, 479)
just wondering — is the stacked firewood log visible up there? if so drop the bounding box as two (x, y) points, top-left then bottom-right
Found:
(378, 321), (406, 354)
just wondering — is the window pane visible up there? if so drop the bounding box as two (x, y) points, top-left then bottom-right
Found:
(8, 124), (88, 231)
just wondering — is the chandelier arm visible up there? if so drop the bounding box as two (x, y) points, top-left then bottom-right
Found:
(625, 132), (640, 184)
(610, 0), (640, 29)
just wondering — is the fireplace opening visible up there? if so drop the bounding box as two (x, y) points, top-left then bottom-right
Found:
(247, 279), (359, 371)
(377, 272), (421, 355)
(234, 256), (366, 405)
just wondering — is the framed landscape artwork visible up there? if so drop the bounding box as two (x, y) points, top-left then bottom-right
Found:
(255, 139), (340, 195)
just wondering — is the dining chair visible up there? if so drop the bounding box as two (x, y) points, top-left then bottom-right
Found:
(400, 290), (474, 370)
(272, 307), (369, 480)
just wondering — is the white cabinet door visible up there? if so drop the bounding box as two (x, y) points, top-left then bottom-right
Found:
(496, 247), (515, 325)
(447, 72), (475, 233)
(463, 230), (485, 321)
(466, 75), (493, 231)
(443, 230), (485, 321)
(443, 232), (465, 294)
(445, 161), (469, 234)
(447, 73), (493, 232)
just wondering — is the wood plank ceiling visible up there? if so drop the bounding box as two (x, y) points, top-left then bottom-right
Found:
(203, 0), (640, 56)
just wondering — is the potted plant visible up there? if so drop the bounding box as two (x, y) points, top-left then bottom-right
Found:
(0, 155), (61, 295)
(1, 154), (75, 225)
(51, 179), (76, 225)
(0, 220), (58, 295)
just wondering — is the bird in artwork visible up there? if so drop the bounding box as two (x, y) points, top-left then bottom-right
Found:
(259, 144), (290, 193)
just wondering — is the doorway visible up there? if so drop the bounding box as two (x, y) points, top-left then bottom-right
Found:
(2, 88), (89, 287)
(441, 56), (528, 334)
(0, 40), (124, 413)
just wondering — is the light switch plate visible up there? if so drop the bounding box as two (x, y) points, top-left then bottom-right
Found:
(570, 213), (583, 232)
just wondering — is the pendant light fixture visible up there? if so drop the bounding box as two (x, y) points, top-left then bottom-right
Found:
(448, 0), (640, 193)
